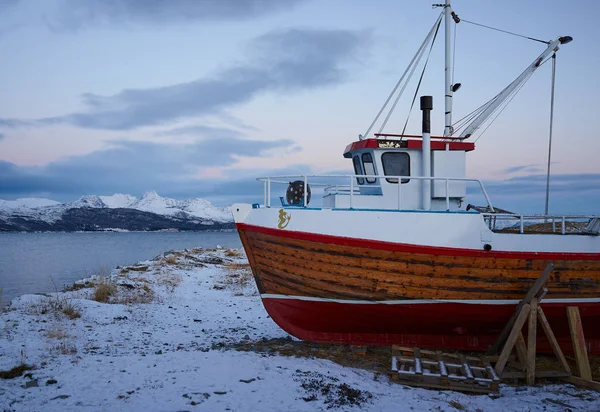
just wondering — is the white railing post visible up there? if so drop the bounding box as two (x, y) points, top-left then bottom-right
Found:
(397, 177), (402, 210)
(267, 178), (271, 207)
(263, 180), (267, 206)
(520, 215), (524, 234)
(561, 216), (566, 234)
(478, 180), (495, 212)
(445, 178), (450, 211)
(350, 176), (354, 209)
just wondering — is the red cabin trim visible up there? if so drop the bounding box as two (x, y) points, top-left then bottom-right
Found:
(374, 133), (464, 141)
(343, 138), (474, 157)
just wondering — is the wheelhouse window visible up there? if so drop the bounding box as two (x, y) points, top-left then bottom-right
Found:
(382, 152), (410, 184)
(361, 152), (377, 184)
(352, 155), (365, 185)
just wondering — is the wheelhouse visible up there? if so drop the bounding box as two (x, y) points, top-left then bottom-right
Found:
(322, 135), (475, 211)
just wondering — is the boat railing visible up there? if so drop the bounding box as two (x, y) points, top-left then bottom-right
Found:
(481, 213), (598, 235)
(257, 174), (495, 212)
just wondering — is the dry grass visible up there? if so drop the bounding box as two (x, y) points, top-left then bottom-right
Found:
(225, 249), (242, 257)
(64, 280), (96, 292)
(495, 221), (587, 234)
(122, 265), (149, 272)
(111, 284), (155, 304)
(0, 364), (34, 379)
(232, 338), (392, 375)
(47, 327), (68, 340)
(231, 338), (600, 385)
(62, 302), (81, 319)
(55, 342), (77, 355)
(215, 262), (255, 295)
(93, 279), (116, 303)
(163, 255), (178, 265)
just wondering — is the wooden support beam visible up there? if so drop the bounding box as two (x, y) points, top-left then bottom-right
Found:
(494, 303), (531, 376)
(503, 370), (571, 379)
(515, 332), (528, 371)
(489, 263), (554, 354)
(526, 298), (538, 386)
(537, 306), (571, 374)
(566, 306), (592, 381)
(564, 376), (600, 392)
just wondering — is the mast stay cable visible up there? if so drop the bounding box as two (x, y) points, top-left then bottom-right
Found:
(362, 12), (443, 140)
(460, 18), (550, 44)
(399, 19), (442, 137)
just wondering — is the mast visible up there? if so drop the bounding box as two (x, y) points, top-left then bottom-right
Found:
(444, 0), (453, 137)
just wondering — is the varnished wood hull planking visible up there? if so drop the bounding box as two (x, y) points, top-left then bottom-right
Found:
(237, 223), (600, 353)
(238, 224), (600, 301)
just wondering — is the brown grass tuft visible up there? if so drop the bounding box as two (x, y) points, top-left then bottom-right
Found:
(47, 327), (68, 340)
(0, 364), (34, 379)
(56, 342), (77, 355)
(163, 255), (178, 265)
(93, 280), (116, 303)
(62, 302), (81, 319)
(225, 249), (241, 257)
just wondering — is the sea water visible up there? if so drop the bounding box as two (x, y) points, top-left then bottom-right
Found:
(0, 231), (241, 304)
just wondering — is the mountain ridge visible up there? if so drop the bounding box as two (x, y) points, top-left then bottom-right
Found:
(0, 192), (234, 232)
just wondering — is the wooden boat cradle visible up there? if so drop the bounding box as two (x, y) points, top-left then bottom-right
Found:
(388, 263), (600, 393)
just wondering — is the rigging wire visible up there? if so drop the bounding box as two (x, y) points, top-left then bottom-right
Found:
(472, 56), (552, 142)
(377, 20), (438, 134)
(460, 18), (550, 44)
(544, 53), (557, 216)
(473, 72), (534, 143)
(400, 19), (442, 137)
(363, 12), (443, 139)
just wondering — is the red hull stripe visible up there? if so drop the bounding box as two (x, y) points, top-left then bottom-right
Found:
(236, 222), (600, 260)
(261, 296), (600, 353)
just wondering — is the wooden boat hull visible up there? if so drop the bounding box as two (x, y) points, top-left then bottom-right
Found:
(236, 221), (600, 353)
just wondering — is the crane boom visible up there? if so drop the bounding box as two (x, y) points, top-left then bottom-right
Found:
(459, 36), (572, 139)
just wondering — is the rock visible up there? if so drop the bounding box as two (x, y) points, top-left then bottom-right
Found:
(155, 350), (163, 355)
(45, 379), (58, 386)
(24, 380), (39, 389)
(51, 395), (70, 400)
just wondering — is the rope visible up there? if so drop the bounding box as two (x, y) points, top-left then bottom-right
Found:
(461, 18), (549, 44)
(400, 18), (442, 137)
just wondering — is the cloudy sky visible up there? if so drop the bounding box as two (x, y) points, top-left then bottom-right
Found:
(0, 0), (598, 214)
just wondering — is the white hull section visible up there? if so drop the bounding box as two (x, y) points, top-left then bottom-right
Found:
(232, 204), (600, 254)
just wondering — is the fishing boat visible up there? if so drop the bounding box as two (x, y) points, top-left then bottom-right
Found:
(232, 2), (600, 353)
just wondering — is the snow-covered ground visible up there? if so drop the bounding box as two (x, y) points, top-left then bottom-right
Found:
(1, 248), (599, 411)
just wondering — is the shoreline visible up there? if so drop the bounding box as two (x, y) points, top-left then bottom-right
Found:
(1, 247), (599, 411)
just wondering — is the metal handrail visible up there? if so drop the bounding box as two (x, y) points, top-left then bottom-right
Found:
(481, 213), (598, 235)
(257, 174), (495, 212)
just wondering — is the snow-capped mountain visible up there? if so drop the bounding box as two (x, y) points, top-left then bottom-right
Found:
(0, 192), (234, 232)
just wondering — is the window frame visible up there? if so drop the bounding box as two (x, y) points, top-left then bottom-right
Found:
(352, 155), (365, 185)
(381, 152), (410, 184)
(361, 152), (377, 184)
